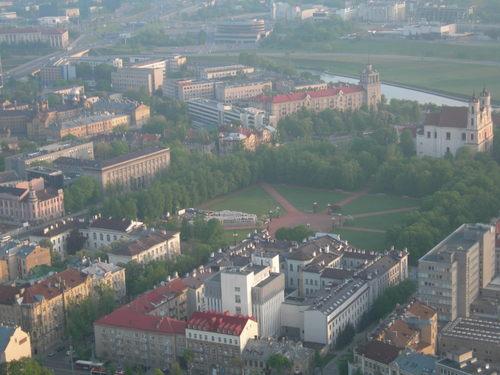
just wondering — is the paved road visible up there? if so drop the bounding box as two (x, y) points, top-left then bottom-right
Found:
(41, 352), (87, 375)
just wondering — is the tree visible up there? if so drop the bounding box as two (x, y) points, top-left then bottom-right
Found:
(67, 229), (87, 255)
(182, 349), (194, 374)
(335, 323), (355, 350)
(399, 129), (415, 157)
(169, 362), (183, 375)
(275, 225), (313, 242)
(2, 358), (54, 374)
(152, 369), (164, 375)
(267, 353), (292, 374)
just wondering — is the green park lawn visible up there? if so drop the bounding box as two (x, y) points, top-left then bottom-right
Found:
(223, 228), (256, 244)
(334, 228), (388, 251)
(348, 211), (413, 231)
(204, 185), (280, 216)
(272, 184), (350, 213)
(341, 193), (419, 215)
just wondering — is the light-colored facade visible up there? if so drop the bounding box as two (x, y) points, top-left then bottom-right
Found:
(215, 80), (272, 104)
(0, 268), (92, 354)
(358, 1), (406, 22)
(0, 326), (31, 363)
(55, 147), (171, 190)
(81, 217), (144, 251)
(215, 19), (267, 44)
(5, 141), (94, 178)
(199, 65), (255, 80)
(111, 66), (164, 95)
(186, 311), (259, 374)
(418, 223), (495, 322)
(29, 218), (80, 259)
(255, 65), (381, 125)
(54, 113), (130, 139)
(165, 79), (216, 101)
(108, 231), (181, 265)
(416, 90), (494, 158)
(438, 318), (500, 367)
(0, 178), (64, 225)
(0, 27), (69, 48)
(207, 261), (284, 338)
(82, 261), (126, 300)
(0, 241), (51, 281)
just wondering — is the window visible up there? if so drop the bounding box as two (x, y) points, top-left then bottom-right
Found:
(235, 307), (241, 314)
(471, 133), (474, 141)
(427, 131), (431, 138)
(446, 132), (451, 140)
(462, 133), (466, 141)
(235, 295), (241, 303)
(234, 287), (240, 292)
(289, 264), (293, 271)
(434, 131), (437, 138)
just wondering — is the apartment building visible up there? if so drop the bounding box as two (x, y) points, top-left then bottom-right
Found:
(52, 113), (130, 139)
(0, 326), (31, 363)
(5, 141), (94, 178)
(204, 262), (284, 338)
(242, 338), (315, 375)
(254, 65), (381, 124)
(215, 80), (272, 104)
(90, 97), (151, 128)
(0, 268), (92, 354)
(0, 27), (69, 48)
(350, 341), (402, 375)
(111, 66), (164, 95)
(94, 308), (186, 370)
(108, 231), (181, 265)
(199, 65), (255, 80)
(165, 79), (216, 101)
(304, 279), (370, 347)
(29, 218), (81, 259)
(187, 98), (269, 129)
(80, 217), (144, 251)
(54, 146), (171, 190)
(0, 178), (64, 225)
(371, 300), (438, 355)
(418, 223), (495, 322)
(186, 311), (259, 374)
(82, 261), (126, 300)
(0, 241), (51, 281)
(438, 318), (500, 367)
(358, 1), (406, 22)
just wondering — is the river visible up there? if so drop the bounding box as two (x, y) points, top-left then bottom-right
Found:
(320, 72), (468, 106)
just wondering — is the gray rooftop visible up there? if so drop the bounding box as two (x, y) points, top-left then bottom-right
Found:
(440, 317), (500, 345)
(393, 351), (436, 375)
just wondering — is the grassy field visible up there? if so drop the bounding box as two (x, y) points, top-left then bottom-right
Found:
(204, 185), (280, 216)
(266, 39), (500, 63)
(272, 184), (350, 213)
(348, 211), (412, 231)
(223, 228), (256, 244)
(334, 228), (387, 251)
(278, 55), (500, 101)
(341, 193), (419, 215)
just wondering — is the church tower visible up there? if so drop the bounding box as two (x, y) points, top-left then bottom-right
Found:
(360, 64), (381, 109)
(467, 89), (493, 151)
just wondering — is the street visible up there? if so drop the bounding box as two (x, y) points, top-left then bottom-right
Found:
(41, 352), (87, 375)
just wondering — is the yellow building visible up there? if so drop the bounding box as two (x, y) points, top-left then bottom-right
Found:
(0, 326), (31, 363)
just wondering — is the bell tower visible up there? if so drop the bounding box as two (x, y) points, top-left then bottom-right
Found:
(360, 64), (381, 109)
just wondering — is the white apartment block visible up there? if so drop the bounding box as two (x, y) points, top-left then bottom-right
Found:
(81, 217), (144, 251)
(199, 65), (255, 80)
(215, 80), (272, 104)
(107, 231), (181, 265)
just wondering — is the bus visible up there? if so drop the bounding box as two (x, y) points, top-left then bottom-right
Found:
(74, 360), (104, 370)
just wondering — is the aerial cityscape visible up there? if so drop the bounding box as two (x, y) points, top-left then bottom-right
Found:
(0, 0), (498, 374)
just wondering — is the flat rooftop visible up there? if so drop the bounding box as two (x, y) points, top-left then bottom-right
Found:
(421, 224), (491, 263)
(440, 317), (500, 345)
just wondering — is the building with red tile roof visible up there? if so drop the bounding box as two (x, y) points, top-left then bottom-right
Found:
(186, 311), (258, 374)
(94, 277), (193, 370)
(252, 65), (381, 125)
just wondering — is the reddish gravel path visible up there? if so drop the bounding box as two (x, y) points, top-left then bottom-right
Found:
(260, 183), (300, 215)
(335, 188), (370, 207)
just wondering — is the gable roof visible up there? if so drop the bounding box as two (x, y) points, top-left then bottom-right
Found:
(126, 278), (187, 315)
(257, 86), (364, 104)
(111, 232), (178, 257)
(187, 311), (255, 336)
(424, 107), (468, 129)
(357, 341), (401, 364)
